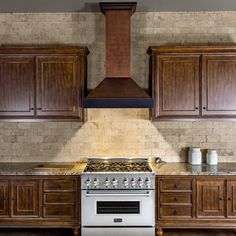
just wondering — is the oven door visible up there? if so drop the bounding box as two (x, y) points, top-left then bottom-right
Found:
(81, 189), (155, 227)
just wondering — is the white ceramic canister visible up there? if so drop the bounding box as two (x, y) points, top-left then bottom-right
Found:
(206, 150), (218, 165)
(188, 147), (202, 165)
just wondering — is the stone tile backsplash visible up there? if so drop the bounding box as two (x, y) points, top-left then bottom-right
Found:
(0, 109), (235, 163)
(0, 11), (236, 162)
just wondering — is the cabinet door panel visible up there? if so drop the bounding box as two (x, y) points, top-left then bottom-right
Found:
(11, 180), (39, 218)
(0, 180), (9, 217)
(227, 181), (236, 218)
(156, 55), (200, 117)
(202, 55), (236, 116)
(0, 56), (35, 116)
(197, 180), (224, 218)
(36, 56), (80, 117)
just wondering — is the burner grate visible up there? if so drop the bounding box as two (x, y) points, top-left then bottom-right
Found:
(84, 160), (152, 172)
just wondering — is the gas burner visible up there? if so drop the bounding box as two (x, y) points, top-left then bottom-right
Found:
(84, 158), (152, 173)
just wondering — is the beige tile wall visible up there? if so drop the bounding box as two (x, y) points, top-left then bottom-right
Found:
(0, 12), (236, 162)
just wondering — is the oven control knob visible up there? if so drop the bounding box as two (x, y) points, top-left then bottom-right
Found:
(130, 178), (136, 188)
(85, 178), (92, 188)
(93, 178), (99, 188)
(104, 178), (110, 188)
(112, 178), (118, 187)
(123, 178), (129, 188)
(137, 178), (143, 188)
(145, 178), (151, 188)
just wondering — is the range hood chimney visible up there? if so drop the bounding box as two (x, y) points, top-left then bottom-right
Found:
(83, 2), (153, 108)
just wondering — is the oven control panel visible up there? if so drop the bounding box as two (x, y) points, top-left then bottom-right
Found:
(81, 173), (155, 190)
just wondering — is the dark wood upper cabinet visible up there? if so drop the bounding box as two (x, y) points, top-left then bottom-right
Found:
(11, 180), (40, 218)
(0, 47), (88, 121)
(202, 55), (236, 116)
(36, 56), (79, 117)
(157, 55), (200, 117)
(196, 180), (225, 218)
(0, 180), (10, 217)
(149, 45), (236, 120)
(0, 56), (35, 117)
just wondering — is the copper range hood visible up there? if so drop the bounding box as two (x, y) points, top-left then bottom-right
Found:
(83, 2), (153, 108)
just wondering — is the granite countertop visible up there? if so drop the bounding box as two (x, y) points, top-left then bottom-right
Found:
(0, 162), (86, 175)
(0, 162), (236, 176)
(151, 162), (236, 175)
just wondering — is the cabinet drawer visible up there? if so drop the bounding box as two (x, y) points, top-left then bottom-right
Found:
(160, 206), (192, 218)
(44, 193), (75, 204)
(43, 205), (75, 218)
(43, 179), (76, 192)
(160, 179), (192, 192)
(160, 193), (192, 205)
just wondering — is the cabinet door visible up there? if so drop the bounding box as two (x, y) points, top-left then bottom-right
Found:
(36, 56), (80, 117)
(155, 55), (200, 117)
(11, 180), (40, 218)
(197, 180), (225, 218)
(0, 56), (35, 116)
(227, 181), (236, 218)
(0, 180), (10, 217)
(202, 55), (236, 116)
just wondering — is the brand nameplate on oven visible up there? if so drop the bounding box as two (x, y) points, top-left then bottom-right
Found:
(114, 218), (122, 223)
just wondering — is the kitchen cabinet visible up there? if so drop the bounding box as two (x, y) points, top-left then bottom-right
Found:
(11, 180), (39, 218)
(158, 178), (194, 220)
(0, 176), (80, 236)
(0, 180), (10, 217)
(0, 56), (34, 117)
(202, 55), (236, 116)
(227, 181), (236, 218)
(42, 178), (77, 219)
(0, 47), (88, 121)
(156, 176), (236, 236)
(36, 56), (80, 117)
(148, 45), (236, 120)
(196, 179), (224, 218)
(156, 56), (200, 117)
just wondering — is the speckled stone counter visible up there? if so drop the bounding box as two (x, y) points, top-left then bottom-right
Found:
(0, 162), (86, 175)
(1, 162), (236, 176)
(151, 162), (236, 175)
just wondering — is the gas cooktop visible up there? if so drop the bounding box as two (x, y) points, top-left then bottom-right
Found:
(83, 158), (152, 173)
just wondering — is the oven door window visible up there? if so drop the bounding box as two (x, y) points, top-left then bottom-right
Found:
(97, 201), (140, 214)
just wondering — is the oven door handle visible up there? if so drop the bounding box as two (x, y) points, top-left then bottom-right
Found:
(85, 191), (151, 197)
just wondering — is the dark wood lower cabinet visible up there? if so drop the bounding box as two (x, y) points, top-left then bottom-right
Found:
(196, 179), (225, 218)
(11, 180), (40, 218)
(0, 176), (80, 236)
(0, 180), (10, 217)
(227, 181), (236, 218)
(156, 176), (236, 236)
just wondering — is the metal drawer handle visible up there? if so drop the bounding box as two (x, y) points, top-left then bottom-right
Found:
(173, 210), (177, 215)
(174, 184), (177, 189)
(174, 197), (177, 201)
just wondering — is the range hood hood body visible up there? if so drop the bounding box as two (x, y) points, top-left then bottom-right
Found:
(83, 2), (153, 108)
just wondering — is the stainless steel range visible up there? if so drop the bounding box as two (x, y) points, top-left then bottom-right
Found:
(81, 158), (155, 236)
